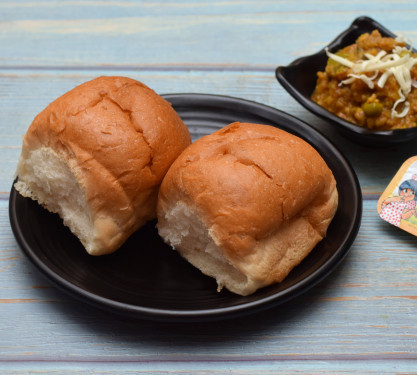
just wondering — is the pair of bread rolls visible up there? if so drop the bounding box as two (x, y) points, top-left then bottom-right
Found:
(15, 76), (338, 296)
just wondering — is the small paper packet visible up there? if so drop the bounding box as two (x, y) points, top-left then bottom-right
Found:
(377, 156), (417, 236)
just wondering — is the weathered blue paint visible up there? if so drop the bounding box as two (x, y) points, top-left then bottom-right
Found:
(2, 1), (417, 373)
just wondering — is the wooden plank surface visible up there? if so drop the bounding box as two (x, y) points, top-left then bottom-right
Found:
(2, 1), (417, 373)
(1, 1), (417, 68)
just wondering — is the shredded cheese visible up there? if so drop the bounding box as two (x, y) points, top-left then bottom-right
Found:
(325, 37), (417, 118)
(341, 71), (378, 89)
(392, 88), (409, 118)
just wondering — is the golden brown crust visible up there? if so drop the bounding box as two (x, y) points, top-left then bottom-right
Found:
(157, 122), (338, 293)
(20, 76), (191, 254)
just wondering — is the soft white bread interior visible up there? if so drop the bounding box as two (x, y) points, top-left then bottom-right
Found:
(157, 122), (338, 296)
(15, 76), (191, 255)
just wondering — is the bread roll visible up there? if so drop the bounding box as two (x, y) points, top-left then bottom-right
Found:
(15, 76), (191, 255)
(157, 122), (338, 296)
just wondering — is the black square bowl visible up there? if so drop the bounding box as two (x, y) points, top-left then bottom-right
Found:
(276, 16), (417, 145)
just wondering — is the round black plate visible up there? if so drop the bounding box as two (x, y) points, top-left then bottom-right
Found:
(276, 16), (417, 145)
(9, 93), (362, 322)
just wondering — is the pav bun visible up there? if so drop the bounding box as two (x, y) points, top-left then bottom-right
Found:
(15, 76), (191, 255)
(157, 122), (338, 296)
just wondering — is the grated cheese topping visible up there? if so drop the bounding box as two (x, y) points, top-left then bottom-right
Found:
(325, 36), (417, 118)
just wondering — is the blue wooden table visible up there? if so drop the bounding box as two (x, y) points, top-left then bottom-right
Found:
(2, 1), (417, 373)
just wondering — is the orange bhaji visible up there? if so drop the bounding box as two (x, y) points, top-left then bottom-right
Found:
(312, 30), (417, 130)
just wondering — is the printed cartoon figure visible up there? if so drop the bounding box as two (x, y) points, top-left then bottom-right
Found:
(378, 175), (417, 227)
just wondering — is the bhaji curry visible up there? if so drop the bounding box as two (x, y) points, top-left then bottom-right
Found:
(312, 30), (417, 130)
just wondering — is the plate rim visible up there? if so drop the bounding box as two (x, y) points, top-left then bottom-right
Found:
(9, 93), (362, 322)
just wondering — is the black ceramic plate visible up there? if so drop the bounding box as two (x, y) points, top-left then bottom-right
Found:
(9, 94), (362, 322)
(276, 16), (417, 145)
